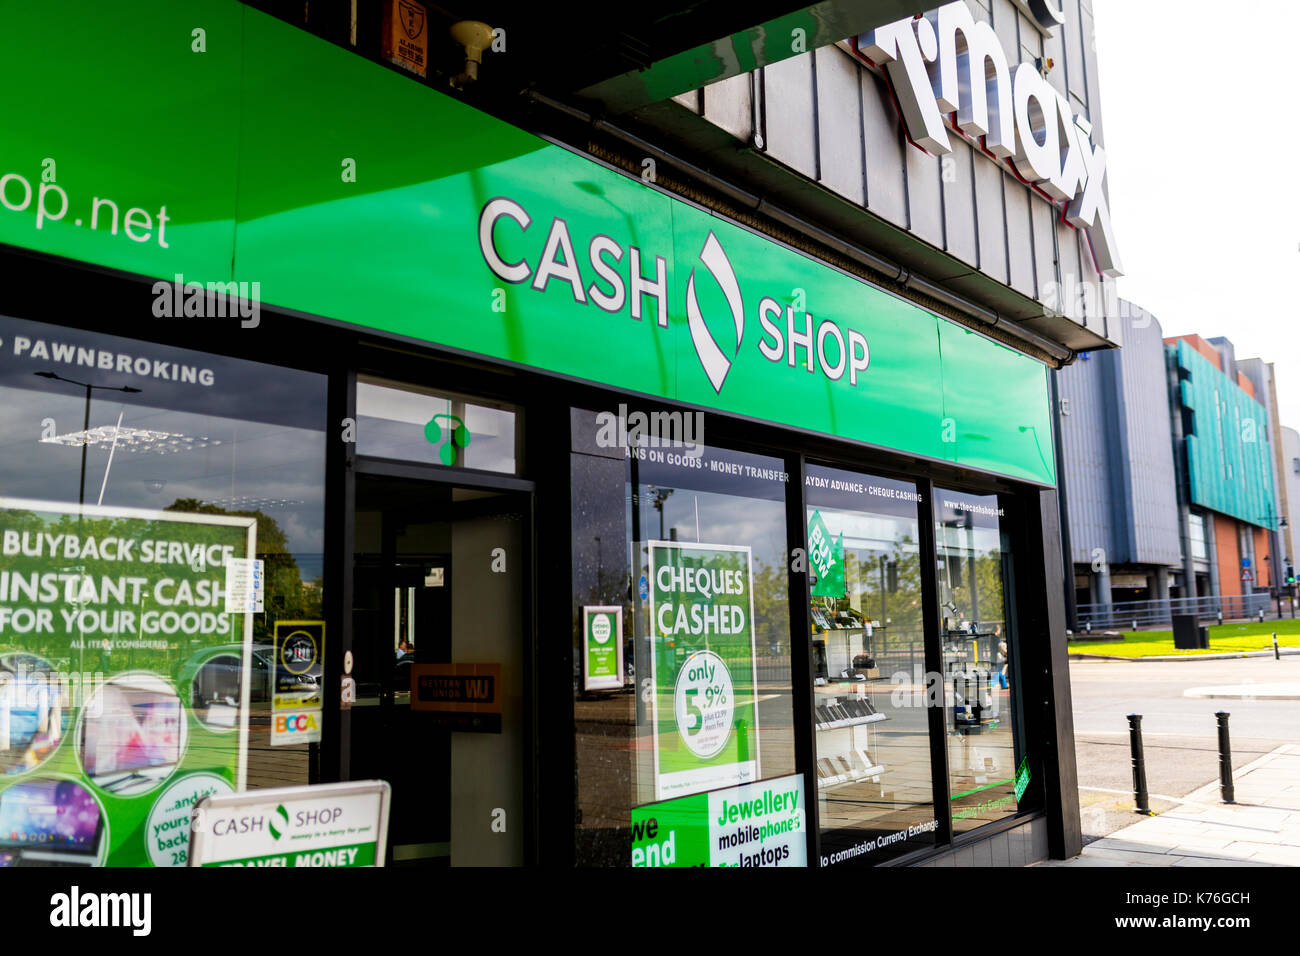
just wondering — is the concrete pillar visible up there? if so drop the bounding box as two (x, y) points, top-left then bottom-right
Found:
(1151, 568), (1171, 623)
(1095, 564), (1113, 621)
(1180, 507), (1198, 603)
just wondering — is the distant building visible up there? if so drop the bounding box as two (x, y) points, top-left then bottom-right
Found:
(1282, 427), (1300, 570)
(1056, 303), (1181, 617)
(1055, 305), (1285, 623)
(1169, 334), (1280, 600)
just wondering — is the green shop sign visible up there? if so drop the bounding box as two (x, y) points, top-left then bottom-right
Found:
(0, 498), (256, 867)
(631, 772), (807, 867)
(0, 0), (1055, 486)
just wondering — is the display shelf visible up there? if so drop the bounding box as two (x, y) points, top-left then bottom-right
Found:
(816, 764), (886, 791)
(814, 711), (887, 731)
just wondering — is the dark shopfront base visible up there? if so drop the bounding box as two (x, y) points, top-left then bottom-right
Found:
(0, 246), (1082, 868)
(894, 812), (1051, 867)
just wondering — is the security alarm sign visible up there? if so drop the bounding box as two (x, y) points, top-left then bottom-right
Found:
(382, 0), (428, 77)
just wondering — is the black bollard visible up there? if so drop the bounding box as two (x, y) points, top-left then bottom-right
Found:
(1275, 632), (1281, 661)
(1128, 713), (1150, 814)
(1216, 711), (1235, 804)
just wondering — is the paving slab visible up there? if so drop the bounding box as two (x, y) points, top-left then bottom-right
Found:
(1044, 745), (1300, 867)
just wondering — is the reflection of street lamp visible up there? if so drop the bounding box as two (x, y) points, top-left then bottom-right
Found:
(34, 372), (142, 508)
(648, 486), (674, 539)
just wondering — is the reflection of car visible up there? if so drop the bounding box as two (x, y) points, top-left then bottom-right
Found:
(394, 654), (413, 693)
(188, 645), (319, 706)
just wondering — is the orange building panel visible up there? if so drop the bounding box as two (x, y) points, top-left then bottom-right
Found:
(1254, 526), (1272, 588)
(1215, 514), (1241, 597)
(1165, 333), (1223, 370)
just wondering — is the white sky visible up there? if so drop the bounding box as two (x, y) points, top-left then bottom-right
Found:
(1093, 1), (1300, 428)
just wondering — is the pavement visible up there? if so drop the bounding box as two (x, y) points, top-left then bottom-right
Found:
(1185, 682), (1300, 700)
(1041, 744), (1300, 866)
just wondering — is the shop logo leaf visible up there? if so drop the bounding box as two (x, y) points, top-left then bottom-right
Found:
(269, 804), (289, 841)
(685, 231), (744, 393)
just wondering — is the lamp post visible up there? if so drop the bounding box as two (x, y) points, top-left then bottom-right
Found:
(34, 371), (142, 508)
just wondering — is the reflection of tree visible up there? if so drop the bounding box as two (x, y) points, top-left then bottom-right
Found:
(853, 536), (925, 649)
(165, 499), (321, 642)
(751, 558), (789, 652)
(943, 553), (1005, 629)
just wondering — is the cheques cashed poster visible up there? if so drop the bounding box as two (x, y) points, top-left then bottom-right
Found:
(646, 541), (759, 799)
(0, 498), (255, 866)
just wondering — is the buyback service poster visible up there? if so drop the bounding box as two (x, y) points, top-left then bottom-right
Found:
(0, 498), (254, 866)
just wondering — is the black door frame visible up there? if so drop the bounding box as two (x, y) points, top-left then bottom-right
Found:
(329, 438), (540, 865)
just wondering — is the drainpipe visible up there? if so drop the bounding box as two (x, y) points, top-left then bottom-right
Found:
(1049, 370), (1077, 630)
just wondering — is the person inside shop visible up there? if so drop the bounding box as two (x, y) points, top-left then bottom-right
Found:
(396, 640), (412, 661)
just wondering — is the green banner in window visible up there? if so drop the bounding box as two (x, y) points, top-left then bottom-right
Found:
(647, 541), (759, 800)
(808, 510), (844, 598)
(1015, 756), (1031, 802)
(0, 497), (256, 867)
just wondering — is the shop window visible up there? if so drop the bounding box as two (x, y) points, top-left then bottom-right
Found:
(0, 314), (326, 867)
(805, 465), (936, 864)
(570, 409), (799, 867)
(933, 489), (1024, 834)
(356, 376), (518, 474)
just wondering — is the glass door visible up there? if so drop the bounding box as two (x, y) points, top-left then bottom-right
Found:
(350, 473), (529, 865)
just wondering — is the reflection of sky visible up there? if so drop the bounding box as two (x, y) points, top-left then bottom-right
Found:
(813, 508), (918, 555)
(356, 382), (516, 473)
(0, 389), (325, 569)
(636, 490), (786, 569)
(1, 315), (327, 573)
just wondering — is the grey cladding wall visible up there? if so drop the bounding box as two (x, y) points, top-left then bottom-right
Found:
(1057, 305), (1182, 567)
(679, 0), (1117, 347)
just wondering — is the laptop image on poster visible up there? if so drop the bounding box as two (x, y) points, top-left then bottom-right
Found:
(0, 779), (104, 867)
(81, 681), (183, 795)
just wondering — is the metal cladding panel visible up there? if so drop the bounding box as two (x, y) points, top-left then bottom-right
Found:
(1043, 18), (1067, 99)
(1173, 341), (1278, 529)
(860, 68), (908, 227)
(1116, 315), (1182, 565)
(906, 131), (944, 247)
(1030, 194), (1056, 301)
(992, 0), (1020, 66)
(1062, 0), (1089, 108)
(815, 46), (865, 205)
(761, 53), (818, 177)
(1056, 219), (1085, 324)
(1057, 354), (1114, 565)
(941, 137), (979, 267)
(974, 150), (1008, 284)
(1080, 5), (1104, 144)
(1004, 172), (1035, 296)
(701, 71), (753, 143)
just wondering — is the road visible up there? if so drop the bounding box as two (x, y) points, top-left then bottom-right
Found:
(1069, 655), (1300, 842)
